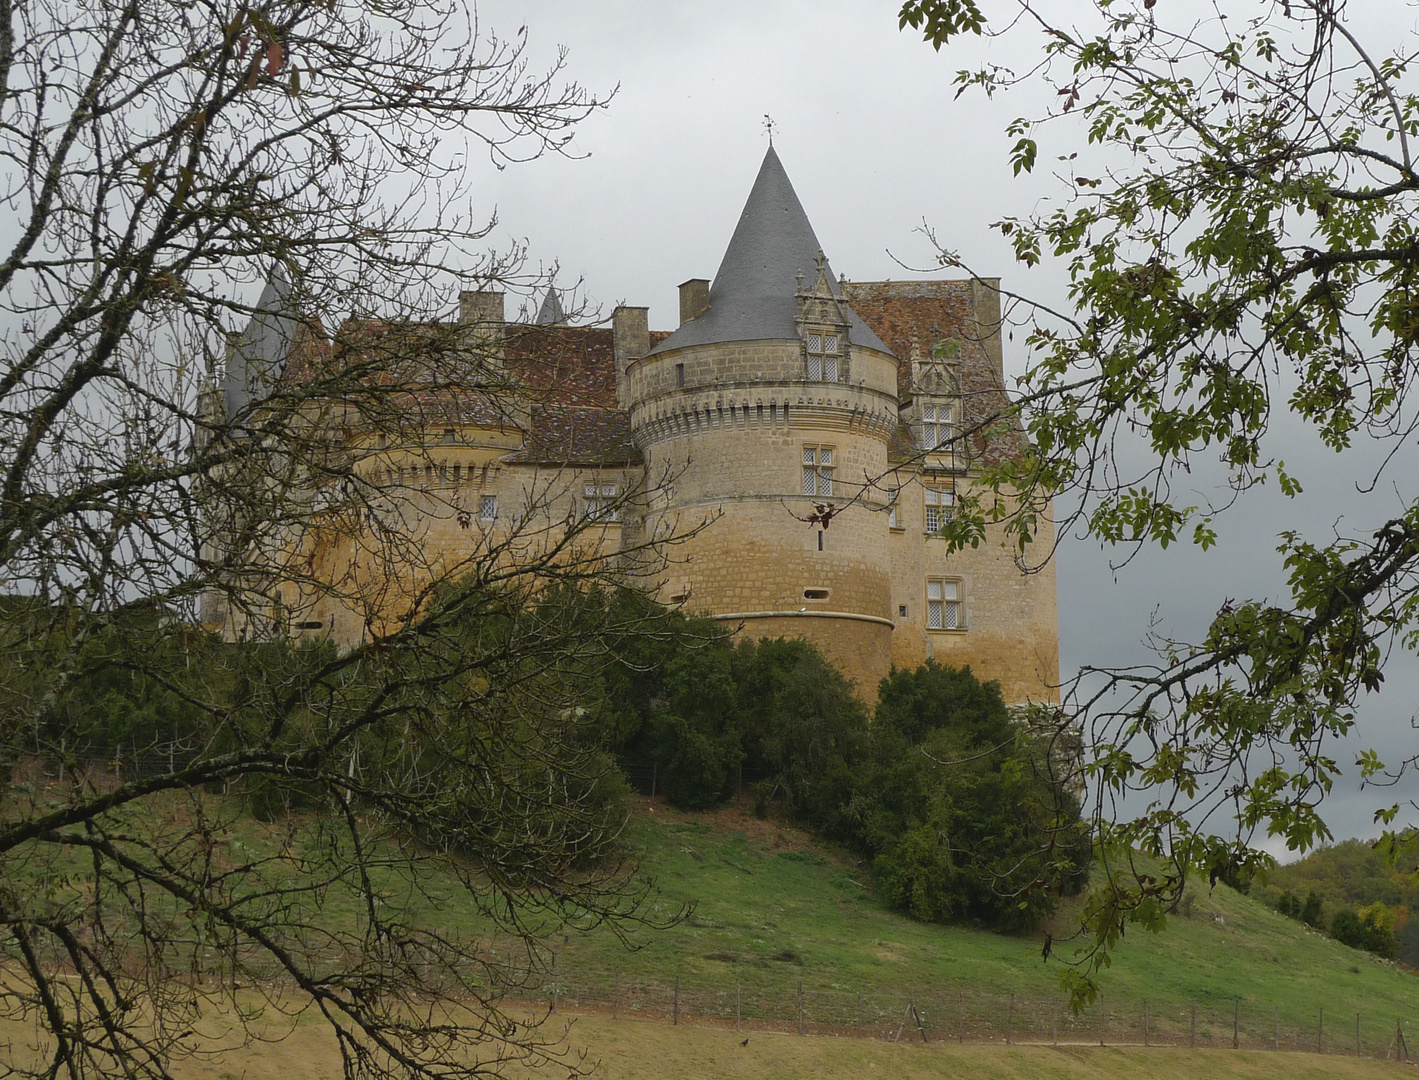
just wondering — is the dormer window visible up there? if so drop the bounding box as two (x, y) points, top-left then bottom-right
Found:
(806, 330), (840, 382)
(922, 403), (954, 450)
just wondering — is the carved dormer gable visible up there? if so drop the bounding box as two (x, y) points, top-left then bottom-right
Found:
(795, 251), (854, 384)
(908, 336), (966, 469)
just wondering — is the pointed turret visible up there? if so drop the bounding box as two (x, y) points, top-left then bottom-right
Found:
(534, 286), (565, 325)
(223, 265), (296, 420)
(651, 146), (889, 355)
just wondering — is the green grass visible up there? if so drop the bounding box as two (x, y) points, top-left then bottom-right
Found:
(514, 800), (1419, 1049)
(11, 789), (1419, 1052)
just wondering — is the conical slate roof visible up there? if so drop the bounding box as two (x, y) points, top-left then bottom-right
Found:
(223, 265), (296, 419)
(534, 286), (565, 325)
(650, 147), (890, 356)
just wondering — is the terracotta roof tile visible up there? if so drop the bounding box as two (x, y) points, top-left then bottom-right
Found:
(845, 281), (1030, 468)
(505, 405), (640, 466)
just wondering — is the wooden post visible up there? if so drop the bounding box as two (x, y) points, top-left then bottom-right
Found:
(1233, 998), (1239, 1049)
(673, 975), (679, 1026)
(1190, 1000), (1196, 1048)
(856, 990), (861, 1033)
(1357, 1013), (1362, 1056)
(735, 981), (741, 1033)
(1319, 1006), (1324, 1054)
(1389, 1019), (1409, 1063)
(959, 991), (964, 1045)
(1053, 1004), (1059, 1048)
(911, 1000), (928, 1044)
(1144, 998), (1149, 1047)
(1007, 992), (1014, 1046)
(797, 981), (804, 1036)
(612, 969), (618, 1020)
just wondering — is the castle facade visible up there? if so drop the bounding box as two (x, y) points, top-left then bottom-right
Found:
(211, 148), (1059, 704)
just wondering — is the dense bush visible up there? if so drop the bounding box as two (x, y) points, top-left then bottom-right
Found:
(600, 623), (1091, 932)
(857, 662), (1091, 931)
(1331, 905), (1399, 959)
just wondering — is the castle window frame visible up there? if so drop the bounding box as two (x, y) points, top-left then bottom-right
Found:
(583, 482), (619, 522)
(802, 445), (834, 498)
(479, 494), (498, 522)
(887, 485), (902, 530)
(805, 329), (840, 382)
(926, 578), (962, 631)
(921, 402), (954, 451)
(924, 485), (954, 533)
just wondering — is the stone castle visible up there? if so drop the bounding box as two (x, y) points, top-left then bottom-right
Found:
(210, 147), (1059, 704)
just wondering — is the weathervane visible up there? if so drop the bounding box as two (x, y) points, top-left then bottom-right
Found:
(763, 113), (776, 145)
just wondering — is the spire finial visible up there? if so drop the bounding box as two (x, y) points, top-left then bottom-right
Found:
(763, 113), (776, 146)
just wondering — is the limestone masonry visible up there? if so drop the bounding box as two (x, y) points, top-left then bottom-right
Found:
(209, 148), (1059, 704)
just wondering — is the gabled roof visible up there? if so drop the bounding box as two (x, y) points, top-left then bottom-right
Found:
(650, 147), (890, 356)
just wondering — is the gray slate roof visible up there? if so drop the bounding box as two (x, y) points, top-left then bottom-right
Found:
(534, 287), (565, 325)
(650, 147), (890, 356)
(223, 266), (295, 419)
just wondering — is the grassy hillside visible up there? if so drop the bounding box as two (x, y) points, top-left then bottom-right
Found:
(511, 799), (1419, 1052)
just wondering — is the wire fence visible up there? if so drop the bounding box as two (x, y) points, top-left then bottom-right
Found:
(507, 964), (1413, 1058)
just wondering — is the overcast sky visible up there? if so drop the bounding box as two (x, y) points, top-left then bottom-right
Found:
(465, 1), (1419, 858)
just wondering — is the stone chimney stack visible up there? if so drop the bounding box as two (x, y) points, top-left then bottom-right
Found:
(612, 305), (650, 407)
(678, 279), (710, 325)
(459, 289), (504, 326)
(458, 289), (505, 372)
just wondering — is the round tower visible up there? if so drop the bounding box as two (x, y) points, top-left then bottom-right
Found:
(626, 147), (901, 693)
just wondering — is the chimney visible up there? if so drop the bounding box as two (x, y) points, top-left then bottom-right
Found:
(612, 305), (650, 407)
(459, 289), (504, 326)
(459, 289), (505, 372)
(678, 279), (710, 325)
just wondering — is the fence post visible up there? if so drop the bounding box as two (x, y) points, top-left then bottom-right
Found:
(856, 989), (861, 1033)
(1007, 992), (1014, 1046)
(612, 969), (618, 1020)
(673, 976), (679, 1027)
(958, 991), (964, 1045)
(1357, 1013), (1362, 1056)
(1233, 998), (1239, 1049)
(550, 955), (558, 1015)
(1190, 1000), (1196, 1048)
(1318, 1006), (1324, 1054)
(735, 981), (741, 1033)
(1275, 1010), (1280, 1051)
(1052, 1003), (1059, 1048)
(1144, 998), (1149, 1047)
(797, 981), (803, 1036)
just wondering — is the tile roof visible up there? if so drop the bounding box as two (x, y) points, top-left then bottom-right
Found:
(504, 405), (640, 466)
(846, 280), (1030, 467)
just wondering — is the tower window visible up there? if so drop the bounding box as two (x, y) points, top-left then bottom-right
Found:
(806, 330), (840, 382)
(926, 578), (962, 630)
(676, 362), (685, 387)
(441, 428), (456, 444)
(802, 446), (834, 497)
(480, 495), (498, 521)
